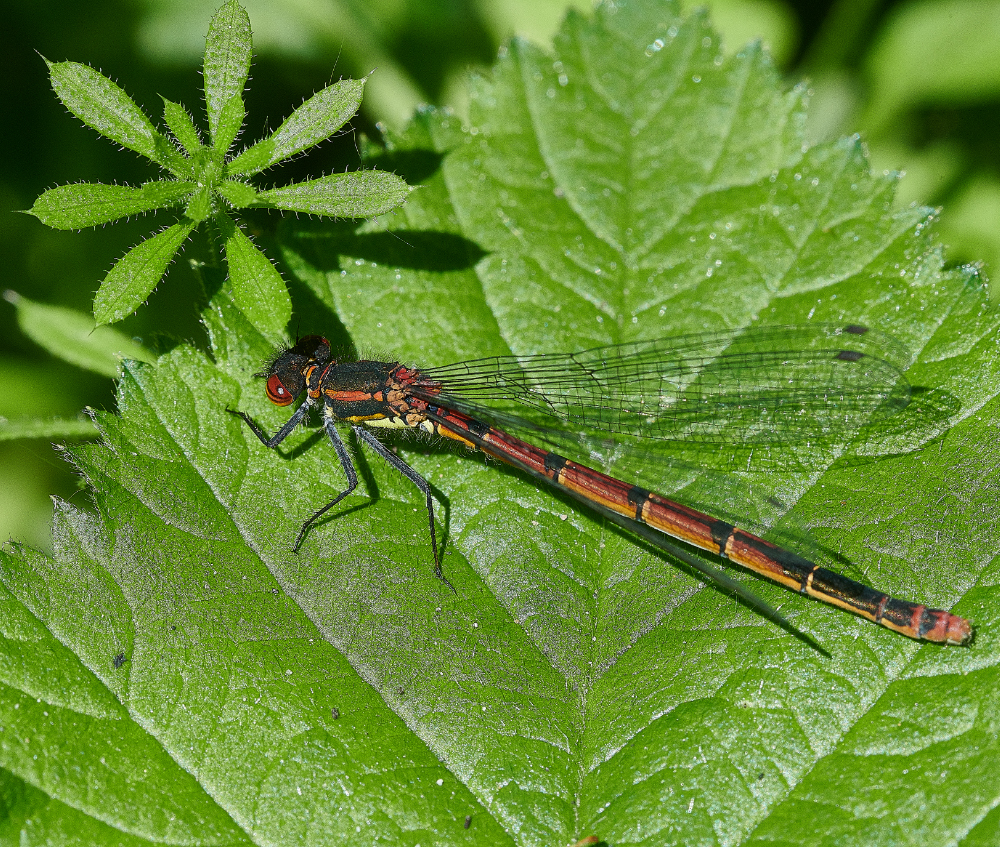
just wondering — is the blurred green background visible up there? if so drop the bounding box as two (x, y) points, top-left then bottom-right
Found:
(2, 0), (998, 551)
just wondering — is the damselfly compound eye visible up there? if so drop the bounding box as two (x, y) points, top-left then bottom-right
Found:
(266, 374), (295, 406)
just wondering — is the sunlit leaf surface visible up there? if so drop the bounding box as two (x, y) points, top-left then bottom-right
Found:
(3, 3), (998, 844)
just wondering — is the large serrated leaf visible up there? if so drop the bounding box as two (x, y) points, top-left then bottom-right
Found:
(3, 3), (998, 845)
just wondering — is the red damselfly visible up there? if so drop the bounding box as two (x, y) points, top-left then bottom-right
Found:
(228, 325), (973, 645)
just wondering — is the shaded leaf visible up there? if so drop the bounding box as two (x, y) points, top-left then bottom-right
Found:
(863, 0), (1000, 132)
(5, 290), (154, 377)
(0, 416), (97, 441)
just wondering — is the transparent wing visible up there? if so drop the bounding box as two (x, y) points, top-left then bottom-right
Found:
(410, 325), (912, 468)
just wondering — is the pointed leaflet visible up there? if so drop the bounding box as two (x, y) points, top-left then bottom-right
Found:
(227, 79), (367, 176)
(221, 214), (291, 337)
(203, 0), (251, 144)
(254, 169), (411, 216)
(93, 220), (196, 325)
(162, 97), (202, 157)
(29, 181), (196, 229)
(216, 179), (258, 207)
(214, 94), (246, 157)
(46, 59), (178, 170)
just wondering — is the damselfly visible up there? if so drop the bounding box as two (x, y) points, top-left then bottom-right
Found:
(228, 325), (973, 645)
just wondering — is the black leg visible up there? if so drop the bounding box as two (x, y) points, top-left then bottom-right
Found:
(292, 417), (360, 552)
(352, 425), (455, 592)
(228, 401), (312, 448)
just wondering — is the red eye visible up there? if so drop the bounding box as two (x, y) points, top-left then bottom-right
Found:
(266, 374), (295, 406)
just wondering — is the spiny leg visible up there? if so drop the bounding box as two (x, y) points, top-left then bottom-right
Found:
(228, 401), (312, 448)
(353, 425), (454, 592)
(293, 418), (360, 552)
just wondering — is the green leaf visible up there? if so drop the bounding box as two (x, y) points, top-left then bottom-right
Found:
(226, 78), (366, 177)
(31, 4), (391, 335)
(0, 416), (97, 441)
(93, 220), (196, 324)
(5, 290), (155, 377)
(203, 0), (252, 144)
(254, 169), (411, 217)
(214, 93), (246, 156)
(184, 185), (213, 222)
(215, 179), (258, 208)
(6, 4), (999, 845)
(46, 59), (177, 169)
(221, 214), (291, 337)
(162, 96), (201, 156)
(28, 181), (195, 229)
(0, 506), (252, 844)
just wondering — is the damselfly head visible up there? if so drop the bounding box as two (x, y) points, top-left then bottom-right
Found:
(256, 335), (332, 407)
